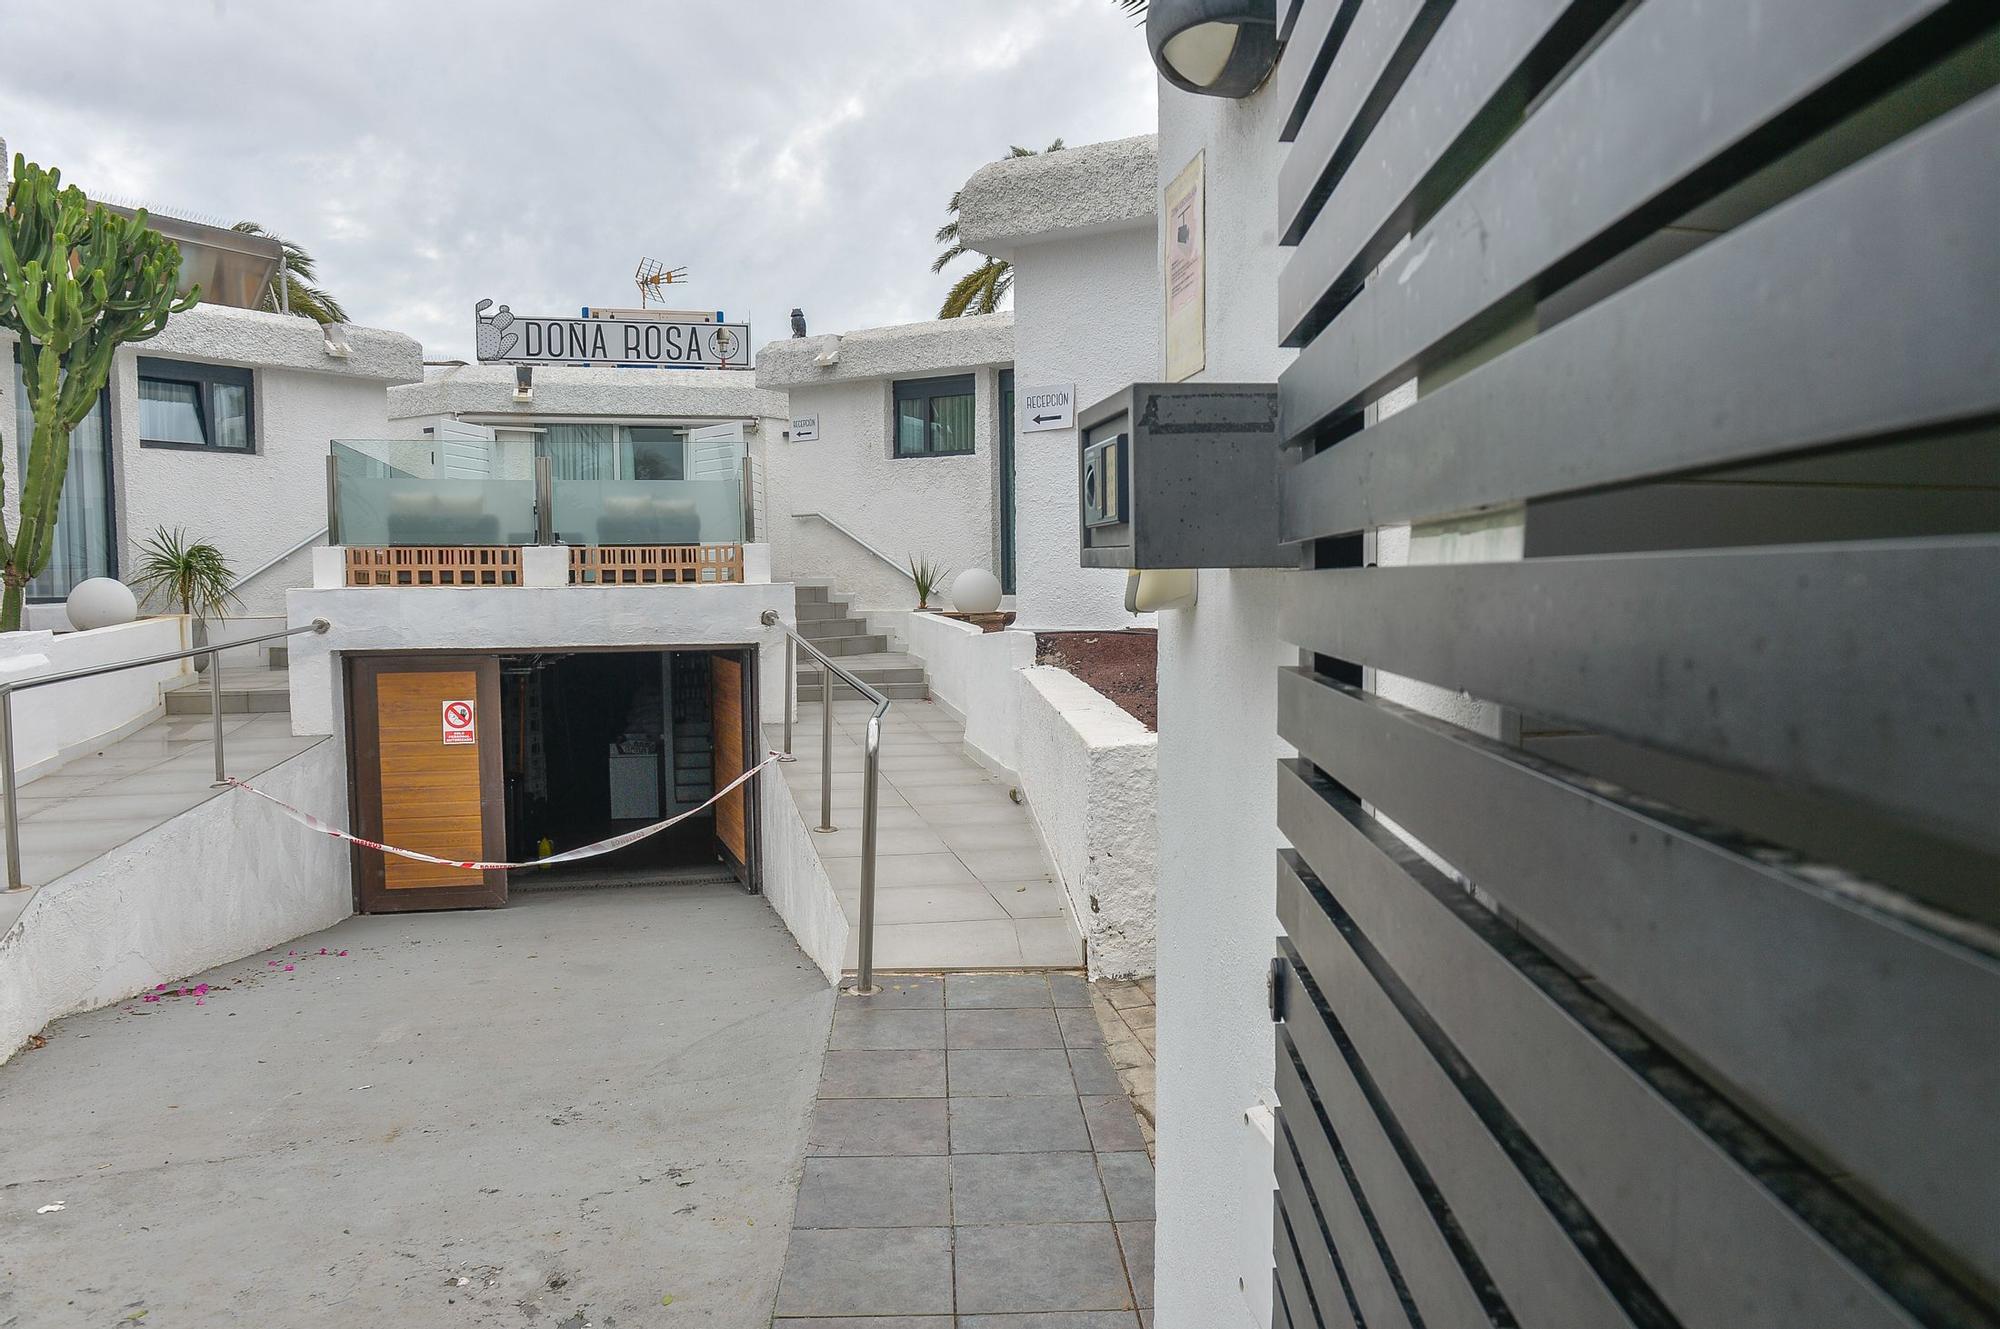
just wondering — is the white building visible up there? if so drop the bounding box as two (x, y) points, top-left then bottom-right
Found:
(756, 314), (1013, 615)
(956, 133), (1159, 629)
(0, 304), (421, 628)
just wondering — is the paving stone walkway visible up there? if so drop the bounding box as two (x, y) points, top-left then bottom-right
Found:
(772, 973), (1155, 1326)
(768, 699), (1085, 971)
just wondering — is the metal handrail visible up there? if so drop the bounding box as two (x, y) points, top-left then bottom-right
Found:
(229, 526), (329, 594)
(761, 607), (887, 995)
(0, 618), (331, 892)
(790, 511), (914, 581)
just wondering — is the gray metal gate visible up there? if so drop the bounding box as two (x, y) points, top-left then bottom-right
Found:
(1266, 1), (2000, 1326)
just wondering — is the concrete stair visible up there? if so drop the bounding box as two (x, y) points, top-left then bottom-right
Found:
(164, 665), (291, 716)
(795, 583), (930, 701)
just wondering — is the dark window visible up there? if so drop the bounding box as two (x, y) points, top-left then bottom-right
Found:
(13, 347), (114, 600)
(137, 356), (255, 452)
(893, 373), (976, 457)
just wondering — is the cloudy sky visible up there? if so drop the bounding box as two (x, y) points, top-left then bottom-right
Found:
(2, 1), (1158, 360)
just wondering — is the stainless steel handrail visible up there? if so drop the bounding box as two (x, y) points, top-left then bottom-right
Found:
(0, 618), (331, 892)
(761, 607), (886, 995)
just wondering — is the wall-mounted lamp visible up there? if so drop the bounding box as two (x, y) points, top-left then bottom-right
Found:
(513, 365), (534, 402)
(790, 308), (808, 338)
(321, 322), (353, 359)
(1148, 0), (1281, 99)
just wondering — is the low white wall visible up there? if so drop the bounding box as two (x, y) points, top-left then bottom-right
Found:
(0, 617), (190, 781)
(902, 613), (1037, 776)
(0, 738), (351, 1062)
(1015, 667), (1157, 980)
(758, 765), (849, 983)
(903, 616), (1158, 980)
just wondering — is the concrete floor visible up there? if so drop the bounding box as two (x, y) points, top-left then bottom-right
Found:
(0, 885), (834, 1328)
(767, 700), (1084, 971)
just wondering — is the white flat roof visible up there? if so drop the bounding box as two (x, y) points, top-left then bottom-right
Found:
(755, 312), (1013, 390)
(135, 303), (423, 384)
(388, 362), (788, 422)
(957, 135), (1158, 260)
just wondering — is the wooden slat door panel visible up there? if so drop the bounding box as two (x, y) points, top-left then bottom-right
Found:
(710, 652), (749, 873)
(350, 656), (506, 912)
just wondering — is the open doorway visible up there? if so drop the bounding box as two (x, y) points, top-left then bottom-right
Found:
(497, 648), (757, 891)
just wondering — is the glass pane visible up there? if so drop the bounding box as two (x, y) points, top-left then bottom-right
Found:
(896, 398), (929, 455)
(543, 424), (615, 479)
(15, 359), (113, 599)
(212, 382), (250, 450)
(330, 439), (538, 545)
(625, 426), (687, 480)
(139, 376), (206, 445)
(551, 477), (744, 546)
(929, 392), (975, 454)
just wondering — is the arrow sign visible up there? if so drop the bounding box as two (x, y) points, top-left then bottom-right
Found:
(1019, 383), (1075, 433)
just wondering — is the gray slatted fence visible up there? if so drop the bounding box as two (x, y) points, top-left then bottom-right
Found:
(1268, 2), (2000, 1326)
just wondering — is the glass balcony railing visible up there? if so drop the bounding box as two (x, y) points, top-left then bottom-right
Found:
(331, 439), (538, 547)
(551, 477), (743, 546)
(329, 438), (748, 548)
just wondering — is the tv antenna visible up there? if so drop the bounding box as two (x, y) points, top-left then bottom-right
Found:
(634, 257), (689, 307)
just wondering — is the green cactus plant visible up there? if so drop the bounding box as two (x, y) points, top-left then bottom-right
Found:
(0, 154), (196, 631)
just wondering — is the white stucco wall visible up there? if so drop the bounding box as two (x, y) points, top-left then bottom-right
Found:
(759, 765), (850, 984)
(0, 617), (190, 781)
(901, 613), (1038, 776)
(1151, 75), (1299, 1329)
(962, 194), (1159, 628)
(757, 317), (1013, 614)
(284, 583), (795, 738)
(1014, 666), (1157, 981)
(2, 304), (421, 627)
(0, 737), (350, 1063)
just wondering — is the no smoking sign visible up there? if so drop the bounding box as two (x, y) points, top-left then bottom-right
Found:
(441, 699), (476, 745)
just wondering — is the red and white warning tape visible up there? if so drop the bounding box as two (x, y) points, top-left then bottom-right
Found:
(225, 750), (783, 872)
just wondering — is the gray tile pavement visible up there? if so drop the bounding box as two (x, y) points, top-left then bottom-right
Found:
(772, 973), (1154, 1326)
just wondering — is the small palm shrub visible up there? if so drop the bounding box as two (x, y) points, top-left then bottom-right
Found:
(909, 555), (950, 610)
(131, 526), (238, 622)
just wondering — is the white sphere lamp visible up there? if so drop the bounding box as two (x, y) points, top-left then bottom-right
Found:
(950, 568), (1003, 615)
(65, 577), (139, 632)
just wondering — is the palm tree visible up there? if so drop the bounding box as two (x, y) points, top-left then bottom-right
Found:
(933, 140), (1064, 319)
(230, 221), (349, 324)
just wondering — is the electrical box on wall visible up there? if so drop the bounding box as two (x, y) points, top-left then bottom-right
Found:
(1077, 383), (1291, 569)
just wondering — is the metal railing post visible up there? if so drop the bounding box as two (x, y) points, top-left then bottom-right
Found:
(535, 455), (554, 544)
(325, 453), (342, 545)
(209, 641), (228, 788)
(1, 685), (20, 892)
(817, 659), (836, 833)
(853, 712), (882, 994)
(780, 634), (796, 760)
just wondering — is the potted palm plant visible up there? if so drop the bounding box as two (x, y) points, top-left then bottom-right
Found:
(909, 554), (950, 612)
(130, 527), (238, 672)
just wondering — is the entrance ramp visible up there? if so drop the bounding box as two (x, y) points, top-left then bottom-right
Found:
(766, 698), (1083, 971)
(0, 885), (832, 1324)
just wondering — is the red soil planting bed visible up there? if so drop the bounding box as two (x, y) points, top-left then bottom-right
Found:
(1036, 630), (1158, 731)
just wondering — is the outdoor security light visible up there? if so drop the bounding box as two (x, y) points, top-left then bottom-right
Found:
(790, 308), (807, 338)
(1148, 0), (1281, 99)
(514, 365), (534, 402)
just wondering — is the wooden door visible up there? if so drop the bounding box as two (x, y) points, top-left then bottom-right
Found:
(350, 655), (506, 912)
(710, 653), (749, 875)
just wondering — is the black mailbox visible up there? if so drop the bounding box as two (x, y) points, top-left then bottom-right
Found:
(1077, 382), (1292, 569)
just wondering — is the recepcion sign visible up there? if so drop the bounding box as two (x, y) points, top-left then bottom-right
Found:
(791, 415), (820, 441)
(475, 299), (752, 368)
(1019, 383), (1075, 433)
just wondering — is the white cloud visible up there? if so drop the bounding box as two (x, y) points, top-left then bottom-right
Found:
(0, 0), (1158, 359)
